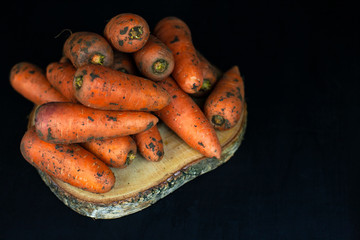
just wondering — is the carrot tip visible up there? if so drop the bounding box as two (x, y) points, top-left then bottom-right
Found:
(74, 76), (83, 90)
(129, 26), (143, 40)
(126, 151), (136, 165)
(200, 79), (212, 91)
(90, 54), (105, 65)
(211, 115), (225, 126)
(152, 59), (168, 74)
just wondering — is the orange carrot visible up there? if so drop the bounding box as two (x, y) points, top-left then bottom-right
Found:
(35, 102), (159, 144)
(112, 51), (136, 74)
(46, 62), (77, 102)
(104, 13), (150, 53)
(10, 62), (68, 105)
(81, 136), (137, 168)
(63, 32), (114, 68)
(73, 64), (171, 111)
(154, 77), (221, 159)
(204, 66), (245, 130)
(133, 35), (174, 81)
(133, 125), (164, 162)
(59, 56), (70, 64)
(154, 17), (203, 94)
(20, 126), (115, 193)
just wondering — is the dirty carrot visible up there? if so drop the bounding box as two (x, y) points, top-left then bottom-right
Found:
(154, 17), (203, 94)
(133, 124), (164, 162)
(204, 66), (245, 131)
(35, 102), (159, 144)
(73, 64), (171, 111)
(59, 56), (70, 64)
(112, 51), (136, 74)
(20, 126), (115, 193)
(10, 62), (68, 105)
(46, 62), (77, 102)
(63, 31), (114, 68)
(104, 13), (150, 53)
(154, 77), (221, 159)
(133, 35), (175, 81)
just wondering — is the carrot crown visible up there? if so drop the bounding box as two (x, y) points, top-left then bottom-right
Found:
(152, 59), (168, 74)
(74, 76), (83, 90)
(129, 26), (143, 40)
(90, 53), (105, 65)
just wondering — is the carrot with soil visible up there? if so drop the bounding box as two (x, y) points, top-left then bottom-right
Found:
(21, 127), (115, 193)
(204, 66), (245, 131)
(10, 62), (68, 105)
(35, 102), (159, 144)
(154, 17), (202, 94)
(133, 125), (164, 162)
(112, 51), (136, 74)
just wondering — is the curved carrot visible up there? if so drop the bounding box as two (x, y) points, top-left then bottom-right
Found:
(46, 62), (77, 102)
(63, 32), (114, 68)
(133, 35), (174, 81)
(59, 56), (70, 64)
(112, 51), (136, 74)
(104, 13), (150, 53)
(35, 102), (159, 144)
(204, 66), (245, 130)
(20, 126), (115, 193)
(154, 77), (221, 159)
(82, 136), (137, 168)
(10, 62), (67, 105)
(154, 17), (202, 94)
(133, 125), (164, 162)
(73, 64), (171, 111)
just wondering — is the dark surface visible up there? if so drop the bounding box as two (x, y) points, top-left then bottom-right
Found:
(1, 0), (359, 239)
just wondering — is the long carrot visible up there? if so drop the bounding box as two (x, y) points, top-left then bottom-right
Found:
(63, 31), (114, 68)
(73, 64), (171, 111)
(154, 17), (203, 94)
(35, 102), (159, 144)
(133, 35), (174, 81)
(154, 77), (221, 159)
(10, 62), (68, 105)
(204, 66), (245, 130)
(112, 51), (136, 74)
(104, 13), (150, 53)
(81, 136), (137, 168)
(133, 125), (164, 162)
(46, 62), (77, 102)
(20, 126), (115, 193)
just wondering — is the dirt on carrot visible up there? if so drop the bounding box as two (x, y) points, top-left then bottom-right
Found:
(112, 51), (137, 74)
(133, 124), (164, 162)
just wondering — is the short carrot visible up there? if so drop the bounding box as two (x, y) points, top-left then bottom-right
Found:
(82, 136), (137, 168)
(20, 126), (115, 193)
(204, 66), (245, 131)
(104, 13), (150, 53)
(35, 102), (159, 144)
(112, 51), (136, 74)
(63, 31), (114, 68)
(73, 64), (171, 111)
(154, 77), (221, 159)
(46, 62), (77, 102)
(133, 35), (175, 81)
(154, 17), (203, 94)
(133, 125), (164, 162)
(10, 62), (68, 105)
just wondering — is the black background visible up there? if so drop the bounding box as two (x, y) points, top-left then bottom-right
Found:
(1, 0), (359, 239)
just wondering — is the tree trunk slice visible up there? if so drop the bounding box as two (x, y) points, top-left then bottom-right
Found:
(27, 104), (247, 219)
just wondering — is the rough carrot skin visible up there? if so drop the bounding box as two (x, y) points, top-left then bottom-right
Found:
(73, 65), (171, 111)
(10, 62), (68, 105)
(133, 35), (175, 81)
(20, 127), (115, 193)
(112, 51), (136, 74)
(35, 102), (159, 144)
(154, 77), (221, 159)
(204, 66), (245, 131)
(82, 136), (137, 168)
(63, 32), (114, 68)
(154, 17), (203, 94)
(104, 13), (150, 53)
(46, 62), (77, 102)
(133, 125), (164, 162)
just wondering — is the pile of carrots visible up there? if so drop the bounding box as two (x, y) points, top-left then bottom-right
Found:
(10, 13), (245, 194)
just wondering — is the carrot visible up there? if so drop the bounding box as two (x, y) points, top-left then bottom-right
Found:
(112, 51), (136, 74)
(104, 13), (150, 53)
(10, 62), (68, 105)
(154, 17), (203, 94)
(204, 66), (245, 131)
(154, 77), (221, 159)
(63, 31), (114, 68)
(35, 102), (159, 144)
(73, 64), (171, 111)
(20, 126), (115, 193)
(59, 56), (70, 64)
(82, 136), (137, 168)
(46, 62), (77, 102)
(133, 35), (174, 81)
(133, 125), (164, 162)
